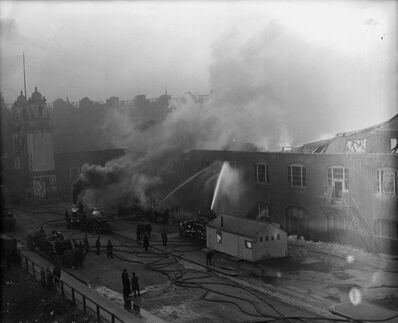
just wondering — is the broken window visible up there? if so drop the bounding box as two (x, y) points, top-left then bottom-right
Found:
(374, 219), (398, 239)
(377, 168), (397, 195)
(288, 164), (306, 188)
(328, 166), (349, 193)
(256, 164), (268, 183)
(257, 202), (269, 219)
(391, 138), (398, 153)
(312, 145), (328, 153)
(344, 139), (367, 153)
(203, 160), (213, 169)
(244, 240), (253, 249)
(228, 161), (237, 169)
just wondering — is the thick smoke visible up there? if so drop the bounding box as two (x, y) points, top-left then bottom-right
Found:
(75, 21), (393, 210)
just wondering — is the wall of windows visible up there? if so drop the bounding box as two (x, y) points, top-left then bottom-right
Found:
(255, 164), (269, 183)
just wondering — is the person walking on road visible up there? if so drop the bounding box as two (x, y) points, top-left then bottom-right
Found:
(53, 266), (61, 287)
(145, 222), (152, 238)
(45, 267), (54, 290)
(121, 269), (131, 308)
(95, 237), (101, 255)
(106, 239), (114, 259)
(143, 233), (149, 252)
(131, 272), (140, 297)
(40, 268), (46, 287)
(161, 229), (168, 247)
(206, 250), (214, 266)
(83, 234), (89, 255)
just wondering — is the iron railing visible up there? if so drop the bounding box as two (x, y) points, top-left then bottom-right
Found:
(20, 253), (125, 323)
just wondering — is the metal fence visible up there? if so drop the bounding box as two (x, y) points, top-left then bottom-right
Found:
(21, 253), (124, 323)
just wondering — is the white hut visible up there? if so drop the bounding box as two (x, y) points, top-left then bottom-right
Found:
(206, 214), (287, 262)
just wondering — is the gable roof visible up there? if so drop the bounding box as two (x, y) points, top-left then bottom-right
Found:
(207, 214), (281, 237)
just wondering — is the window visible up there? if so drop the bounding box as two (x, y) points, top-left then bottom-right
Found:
(288, 164), (306, 188)
(391, 139), (398, 153)
(203, 160), (213, 169)
(271, 235), (274, 240)
(257, 202), (269, 219)
(216, 230), (222, 244)
(49, 175), (56, 185)
(69, 167), (80, 183)
(329, 214), (347, 230)
(183, 159), (190, 173)
(328, 166), (349, 191)
(244, 240), (253, 249)
(14, 156), (20, 169)
(256, 164), (268, 183)
(377, 168), (397, 195)
(312, 145), (328, 153)
(344, 139), (367, 153)
(228, 161), (237, 169)
(12, 134), (19, 153)
(259, 237), (263, 242)
(277, 234), (280, 240)
(374, 220), (398, 239)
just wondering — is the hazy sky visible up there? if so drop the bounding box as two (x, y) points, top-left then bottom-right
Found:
(0, 0), (397, 140)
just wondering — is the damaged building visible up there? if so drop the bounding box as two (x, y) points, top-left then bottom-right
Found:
(179, 114), (398, 255)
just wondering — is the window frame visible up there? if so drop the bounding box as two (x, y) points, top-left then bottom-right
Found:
(328, 166), (349, 192)
(216, 230), (222, 244)
(377, 168), (397, 195)
(256, 163), (269, 183)
(344, 138), (367, 153)
(288, 164), (306, 188)
(257, 202), (270, 219)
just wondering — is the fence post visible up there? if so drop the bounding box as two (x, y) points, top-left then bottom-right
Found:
(111, 314), (115, 323)
(72, 288), (76, 305)
(96, 304), (101, 322)
(83, 295), (86, 313)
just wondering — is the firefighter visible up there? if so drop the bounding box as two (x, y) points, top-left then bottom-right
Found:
(143, 233), (149, 252)
(45, 267), (54, 290)
(206, 250), (214, 266)
(53, 266), (61, 286)
(83, 234), (89, 254)
(161, 229), (168, 247)
(122, 269), (131, 308)
(131, 272), (140, 297)
(40, 268), (46, 287)
(136, 225), (141, 242)
(106, 239), (114, 259)
(145, 222), (152, 238)
(95, 237), (101, 255)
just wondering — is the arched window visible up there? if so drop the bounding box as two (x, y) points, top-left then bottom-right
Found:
(288, 164), (306, 188)
(377, 168), (397, 195)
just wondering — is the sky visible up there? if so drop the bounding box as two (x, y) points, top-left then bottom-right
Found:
(0, 0), (397, 143)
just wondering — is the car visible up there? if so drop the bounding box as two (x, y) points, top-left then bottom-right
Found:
(66, 204), (82, 229)
(178, 217), (208, 240)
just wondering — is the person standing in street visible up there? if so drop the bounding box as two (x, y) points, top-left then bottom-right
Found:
(143, 233), (149, 252)
(53, 266), (61, 287)
(106, 239), (114, 259)
(131, 272), (140, 297)
(161, 228), (168, 247)
(95, 237), (101, 255)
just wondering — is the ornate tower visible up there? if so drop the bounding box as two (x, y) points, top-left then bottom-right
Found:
(11, 86), (57, 199)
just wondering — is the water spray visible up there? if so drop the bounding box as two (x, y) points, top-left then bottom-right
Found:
(210, 161), (228, 210)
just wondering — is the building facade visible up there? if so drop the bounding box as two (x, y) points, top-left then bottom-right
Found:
(6, 87), (57, 200)
(179, 115), (398, 254)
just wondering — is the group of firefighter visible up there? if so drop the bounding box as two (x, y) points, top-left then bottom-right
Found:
(40, 266), (61, 290)
(121, 269), (141, 309)
(136, 222), (168, 251)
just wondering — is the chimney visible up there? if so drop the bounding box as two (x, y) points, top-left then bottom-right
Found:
(221, 216), (223, 227)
